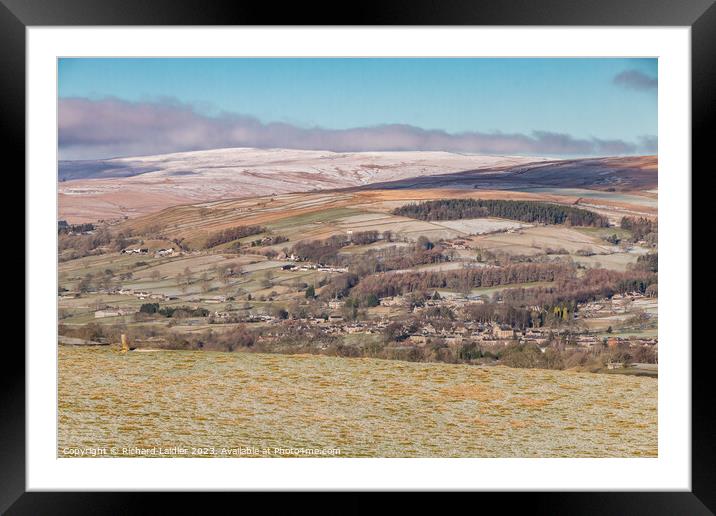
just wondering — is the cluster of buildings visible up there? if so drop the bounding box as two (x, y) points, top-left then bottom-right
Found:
(280, 263), (348, 273)
(232, 301), (658, 356)
(120, 246), (175, 257)
(579, 291), (651, 317)
(403, 322), (517, 348)
(445, 239), (470, 250)
(120, 247), (148, 255)
(108, 288), (177, 301)
(380, 292), (493, 311)
(58, 220), (95, 235)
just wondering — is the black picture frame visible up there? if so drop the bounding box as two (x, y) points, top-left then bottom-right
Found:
(5, 0), (711, 512)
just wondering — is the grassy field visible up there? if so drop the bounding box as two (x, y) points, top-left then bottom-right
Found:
(575, 226), (633, 241)
(470, 226), (618, 256)
(572, 253), (641, 272)
(117, 186), (657, 248)
(513, 187), (658, 208)
(58, 347), (657, 458)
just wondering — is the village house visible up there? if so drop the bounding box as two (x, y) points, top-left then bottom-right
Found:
(408, 335), (428, 346)
(345, 324), (365, 334)
(121, 247), (148, 255)
(521, 329), (549, 346)
(480, 334), (499, 343)
(448, 240), (469, 250)
(576, 335), (601, 347)
(444, 336), (464, 347)
(421, 323), (437, 336)
(94, 308), (134, 319)
(317, 266), (348, 273)
(492, 324), (515, 340)
(522, 337), (549, 348)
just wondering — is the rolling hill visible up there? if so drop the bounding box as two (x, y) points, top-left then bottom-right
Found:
(349, 155), (658, 193)
(58, 147), (545, 222)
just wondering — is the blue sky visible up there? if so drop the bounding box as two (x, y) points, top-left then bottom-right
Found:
(58, 58), (658, 160)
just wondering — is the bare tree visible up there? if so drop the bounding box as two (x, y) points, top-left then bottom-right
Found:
(200, 272), (211, 293)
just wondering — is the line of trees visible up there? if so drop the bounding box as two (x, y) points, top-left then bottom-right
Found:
(345, 243), (450, 278)
(351, 262), (573, 299)
(139, 303), (210, 318)
(462, 302), (537, 330)
(635, 252), (658, 273)
(290, 231), (382, 264)
(59, 226), (134, 262)
(249, 234), (289, 247)
(204, 225), (266, 248)
(620, 216), (657, 245)
(291, 235), (348, 264)
(58, 222), (95, 235)
(393, 199), (609, 227)
(498, 268), (657, 310)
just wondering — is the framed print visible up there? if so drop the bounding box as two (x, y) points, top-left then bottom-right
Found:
(6, 0), (713, 512)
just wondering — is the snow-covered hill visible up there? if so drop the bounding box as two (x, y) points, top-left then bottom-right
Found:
(58, 147), (545, 222)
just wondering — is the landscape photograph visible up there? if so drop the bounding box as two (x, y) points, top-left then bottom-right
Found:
(57, 58), (658, 458)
